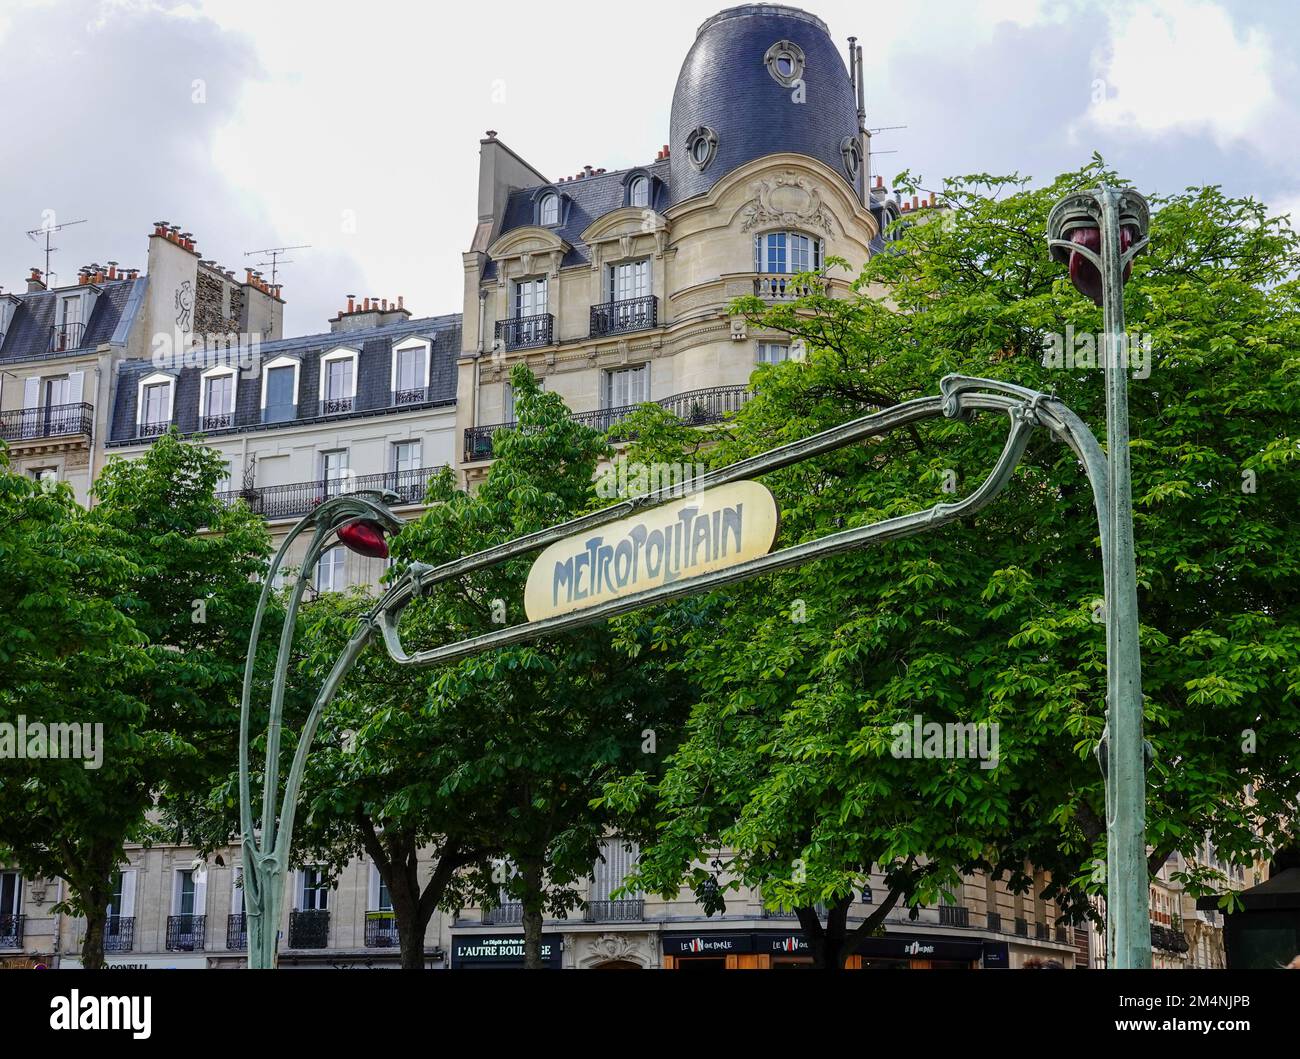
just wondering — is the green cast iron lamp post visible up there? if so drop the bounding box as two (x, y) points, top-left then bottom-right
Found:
(1047, 184), (1152, 969)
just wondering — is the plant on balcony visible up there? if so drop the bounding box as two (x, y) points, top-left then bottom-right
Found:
(604, 159), (1300, 967)
(0, 432), (274, 968)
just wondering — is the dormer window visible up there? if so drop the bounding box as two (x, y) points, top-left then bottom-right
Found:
(539, 192), (559, 227)
(391, 337), (431, 405)
(261, 355), (301, 424)
(686, 126), (718, 171)
(628, 175), (650, 208)
(320, 347), (359, 414)
(136, 372), (175, 437)
(199, 365), (238, 431)
(53, 293), (87, 352)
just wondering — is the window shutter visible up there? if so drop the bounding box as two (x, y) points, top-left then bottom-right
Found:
(194, 871), (207, 916)
(67, 371), (84, 404)
(120, 870), (136, 919)
(23, 376), (39, 409)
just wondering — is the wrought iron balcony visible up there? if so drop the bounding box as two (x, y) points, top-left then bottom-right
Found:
(585, 899), (645, 923)
(137, 419), (173, 438)
(217, 465), (444, 522)
(939, 904), (970, 928)
(464, 384), (752, 462)
(0, 914), (23, 948)
(1014, 916), (1029, 937)
(166, 914), (205, 951)
(49, 321), (86, 352)
(201, 413), (234, 432)
(590, 295), (658, 337)
(481, 903), (523, 926)
(1055, 923), (1070, 944)
(103, 916), (134, 952)
(364, 910), (399, 948)
(1034, 921), (1049, 940)
(226, 912), (247, 950)
(987, 911), (1002, 932)
(288, 909), (330, 948)
(322, 396), (355, 415)
(394, 386), (432, 406)
(753, 274), (820, 300)
(0, 402), (94, 442)
(495, 312), (553, 351)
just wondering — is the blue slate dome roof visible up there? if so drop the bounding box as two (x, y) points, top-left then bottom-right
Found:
(669, 5), (862, 205)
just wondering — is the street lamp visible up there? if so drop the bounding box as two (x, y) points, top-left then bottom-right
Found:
(237, 488), (402, 969)
(1047, 185), (1152, 969)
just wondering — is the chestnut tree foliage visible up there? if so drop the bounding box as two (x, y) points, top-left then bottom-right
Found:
(0, 434), (270, 967)
(601, 159), (1300, 968)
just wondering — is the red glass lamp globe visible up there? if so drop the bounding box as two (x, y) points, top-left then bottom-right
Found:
(1067, 225), (1136, 306)
(337, 518), (389, 559)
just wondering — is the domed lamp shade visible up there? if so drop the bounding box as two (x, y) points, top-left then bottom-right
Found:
(337, 518), (390, 559)
(1067, 224), (1138, 306)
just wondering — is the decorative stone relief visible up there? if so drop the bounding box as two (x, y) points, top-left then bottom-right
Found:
(740, 173), (835, 236)
(578, 932), (652, 968)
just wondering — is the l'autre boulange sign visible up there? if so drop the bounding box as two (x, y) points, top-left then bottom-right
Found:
(524, 481), (780, 622)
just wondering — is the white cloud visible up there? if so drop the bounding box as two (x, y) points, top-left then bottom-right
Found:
(1084, 0), (1275, 146)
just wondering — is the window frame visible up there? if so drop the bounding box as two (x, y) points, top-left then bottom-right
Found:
(603, 363), (649, 410)
(390, 336), (431, 402)
(136, 371), (176, 432)
(753, 230), (823, 274)
(537, 191), (560, 227)
(199, 364), (239, 424)
(315, 545), (347, 593)
(319, 346), (359, 407)
(259, 355), (301, 421)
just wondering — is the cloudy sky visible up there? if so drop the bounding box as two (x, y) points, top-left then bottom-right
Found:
(2, 0), (1296, 335)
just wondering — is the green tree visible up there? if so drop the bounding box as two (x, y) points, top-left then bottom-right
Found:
(0, 433), (270, 967)
(606, 159), (1300, 967)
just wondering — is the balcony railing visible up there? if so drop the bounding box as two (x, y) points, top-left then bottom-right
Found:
(103, 916), (134, 952)
(288, 909), (330, 948)
(0, 914), (23, 948)
(1014, 917), (1029, 937)
(590, 295), (658, 337)
(1034, 921), (1048, 940)
(939, 904), (970, 928)
(217, 465), (444, 522)
(496, 313), (554, 351)
(166, 914), (205, 952)
(482, 903), (523, 926)
(585, 899), (645, 923)
(226, 913), (247, 950)
(1055, 923), (1070, 944)
(201, 413), (234, 432)
(0, 402), (94, 442)
(987, 911), (1002, 932)
(464, 384), (752, 462)
(753, 274), (820, 300)
(364, 910), (399, 948)
(49, 321), (86, 352)
(394, 386), (433, 406)
(322, 396), (355, 415)
(137, 419), (173, 438)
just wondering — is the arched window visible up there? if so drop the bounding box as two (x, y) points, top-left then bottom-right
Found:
(753, 231), (823, 274)
(538, 192), (559, 226)
(628, 175), (650, 208)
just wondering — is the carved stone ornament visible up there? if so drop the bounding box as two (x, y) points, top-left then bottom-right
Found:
(740, 173), (835, 236)
(584, 933), (644, 966)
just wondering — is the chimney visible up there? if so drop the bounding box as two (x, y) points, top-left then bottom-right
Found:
(27, 267), (45, 292)
(346, 294), (355, 314)
(397, 295), (404, 310)
(107, 261), (118, 280)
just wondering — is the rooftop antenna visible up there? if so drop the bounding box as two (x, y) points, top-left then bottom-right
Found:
(25, 218), (88, 282)
(244, 244), (311, 287)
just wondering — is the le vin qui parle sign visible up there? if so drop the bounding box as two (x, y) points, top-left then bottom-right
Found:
(523, 481), (780, 622)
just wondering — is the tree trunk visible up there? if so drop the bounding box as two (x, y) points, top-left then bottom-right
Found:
(74, 851), (115, 970)
(519, 858), (545, 969)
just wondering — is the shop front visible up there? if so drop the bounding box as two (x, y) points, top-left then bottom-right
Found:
(663, 930), (999, 970)
(450, 932), (563, 969)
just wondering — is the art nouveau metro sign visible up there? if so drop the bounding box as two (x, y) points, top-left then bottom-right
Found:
(524, 481), (780, 621)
